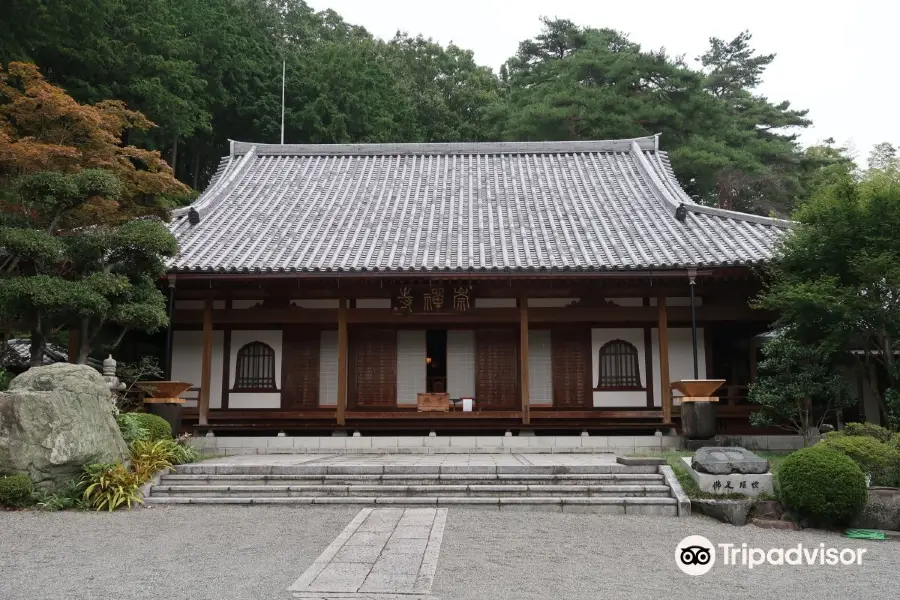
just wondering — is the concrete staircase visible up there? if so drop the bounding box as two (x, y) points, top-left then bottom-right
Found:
(144, 464), (683, 515)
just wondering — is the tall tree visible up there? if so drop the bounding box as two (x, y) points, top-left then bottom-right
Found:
(756, 172), (900, 427)
(0, 62), (185, 364)
(500, 20), (813, 215)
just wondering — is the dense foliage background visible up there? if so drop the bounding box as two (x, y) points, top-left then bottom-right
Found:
(0, 0), (869, 216)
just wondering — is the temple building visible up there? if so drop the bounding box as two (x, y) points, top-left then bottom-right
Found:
(165, 136), (791, 435)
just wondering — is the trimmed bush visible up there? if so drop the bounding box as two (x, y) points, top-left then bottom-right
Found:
(842, 422), (894, 443)
(777, 445), (867, 525)
(0, 474), (34, 508)
(116, 412), (150, 445)
(822, 433), (900, 487)
(128, 413), (172, 441)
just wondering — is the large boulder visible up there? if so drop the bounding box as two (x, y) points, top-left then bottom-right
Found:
(692, 447), (770, 475)
(0, 363), (129, 489)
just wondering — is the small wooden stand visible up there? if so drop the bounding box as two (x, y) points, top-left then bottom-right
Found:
(417, 392), (450, 412)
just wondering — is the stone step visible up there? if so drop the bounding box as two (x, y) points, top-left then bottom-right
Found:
(150, 484), (672, 498)
(142, 495), (678, 515)
(173, 464), (661, 476)
(159, 473), (665, 486)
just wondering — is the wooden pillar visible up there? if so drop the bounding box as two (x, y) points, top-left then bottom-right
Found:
(519, 298), (530, 425)
(749, 339), (759, 382)
(657, 296), (672, 424)
(336, 297), (348, 426)
(198, 297), (213, 426)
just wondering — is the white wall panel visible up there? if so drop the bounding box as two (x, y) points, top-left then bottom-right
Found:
(397, 331), (426, 404)
(170, 330), (224, 409)
(318, 330), (338, 406)
(447, 330), (476, 398)
(528, 330), (553, 404)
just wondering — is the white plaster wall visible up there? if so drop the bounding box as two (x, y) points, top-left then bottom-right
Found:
(293, 299), (339, 309)
(229, 330), (283, 409)
(651, 328), (707, 407)
(319, 330), (338, 406)
(170, 330), (224, 409)
(447, 330), (476, 397)
(609, 297), (643, 307)
(229, 393), (280, 409)
(357, 299), (391, 309)
(474, 298), (516, 308)
(397, 331), (426, 405)
(591, 328), (647, 407)
(527, 298), (579, 308)
(528, 330), (553, 404)
(232, 299), (264, 309)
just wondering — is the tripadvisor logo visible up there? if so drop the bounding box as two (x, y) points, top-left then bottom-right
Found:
(676, 536), (867, 575)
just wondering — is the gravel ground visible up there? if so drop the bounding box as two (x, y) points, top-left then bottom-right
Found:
(2, 507), (898, 600)
(0, 506), (359, 600)
(435, 511), (900, 600)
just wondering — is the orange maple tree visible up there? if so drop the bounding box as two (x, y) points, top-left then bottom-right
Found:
(0, 61), (189, 223)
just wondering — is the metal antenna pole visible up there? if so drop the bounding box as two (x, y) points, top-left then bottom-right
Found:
(688, 268), (698, 379)
(280, 59), (286, 144)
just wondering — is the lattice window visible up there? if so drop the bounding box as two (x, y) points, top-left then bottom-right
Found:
(234, 342), (277, 391)
(596, 339), (642, 390)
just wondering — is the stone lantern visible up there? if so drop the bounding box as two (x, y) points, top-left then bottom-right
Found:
(103, 355), (125, 393)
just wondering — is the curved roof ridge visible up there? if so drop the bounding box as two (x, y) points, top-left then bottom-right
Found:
(632, 144), (792, 229)
(171, 146), (257, 221)
(230, 136), (659, 157)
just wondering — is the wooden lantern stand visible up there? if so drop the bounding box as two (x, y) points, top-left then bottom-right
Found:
(138, 381), (193, 436)
(672, 379), (725, 440)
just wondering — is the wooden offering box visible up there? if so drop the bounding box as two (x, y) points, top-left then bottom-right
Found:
(417, 392), (450, 412)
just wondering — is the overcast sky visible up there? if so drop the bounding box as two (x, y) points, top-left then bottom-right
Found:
(308, 0), (897, 164)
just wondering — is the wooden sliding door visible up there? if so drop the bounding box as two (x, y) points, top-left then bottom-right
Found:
(349, 329), (397, 408)
(551, 327), (592, 408)
(475, 329), (519, 409)
(281, 328), (320, 409)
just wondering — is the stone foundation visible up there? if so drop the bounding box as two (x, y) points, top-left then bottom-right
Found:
(680, 457), (774, 497)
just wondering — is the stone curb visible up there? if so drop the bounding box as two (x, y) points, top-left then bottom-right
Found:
(174, 464), (661, 476)
(658, 465), (691, 517)
(138, 468), (171, 505)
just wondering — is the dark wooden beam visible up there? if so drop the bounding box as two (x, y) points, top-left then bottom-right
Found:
(643, 298), (654, 409)
(519, 298), (530, 425)
(199, 298), (213, 426)
(221, 328), (232, 410)
(336, 298), (348, 426)
(171, 305), (774, 326)
(658, 295), (672, 425)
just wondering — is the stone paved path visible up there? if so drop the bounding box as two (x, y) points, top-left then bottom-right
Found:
(288, 508), (447, 599)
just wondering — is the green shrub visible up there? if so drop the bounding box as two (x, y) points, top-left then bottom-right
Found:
(128, 413), (172, 441)
(33, 479), (86, 511)
(116, 412), (150, 445)
(81, 463), (144, 511)
(0, 474), (34, 508)
(822, 433), (900, 487)
(842, 422), (894, 443)
(169, 440), (203, 465)
(777, 445), (867, 525)
(0, 369), (13, 391)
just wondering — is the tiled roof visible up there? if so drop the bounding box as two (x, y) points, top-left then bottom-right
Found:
(168, 137), (790, 274)
(4, 339), (102, 370)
